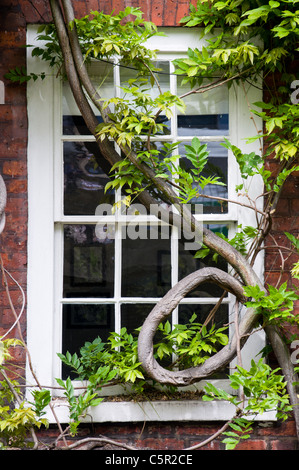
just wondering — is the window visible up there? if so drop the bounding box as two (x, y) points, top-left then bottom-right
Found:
(26, 26), (266, 421)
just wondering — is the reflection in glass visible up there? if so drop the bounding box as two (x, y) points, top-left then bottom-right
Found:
(63, 224), (115, 298)
(121, 303), (155, 333)
(63, 141), (114, 215)
(177, 80), (229, 136)
(179, 224), (228, 298)
(63, 60), (114, 135)
(179, 141), (228, 214)
(122, 226), (171, 297)
(62, 303), (114, 379)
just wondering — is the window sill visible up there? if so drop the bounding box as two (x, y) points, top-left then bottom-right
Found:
(45, 398), (277, 424)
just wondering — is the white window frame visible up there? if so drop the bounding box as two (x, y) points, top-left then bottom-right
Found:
(26, 25), (271, 423)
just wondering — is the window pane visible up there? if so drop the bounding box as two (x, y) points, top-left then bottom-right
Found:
(63, 141), (114, 215)
(121, 303), (155, 333)
(179, 224), (228, 298)
(62, 303), (114, 379)
(62, 60), (114, 135)
(121, 225), (171, 297)
(177, 80), (229, 136)
(63, 224), (115, 298)
(179, 141), (228, 214)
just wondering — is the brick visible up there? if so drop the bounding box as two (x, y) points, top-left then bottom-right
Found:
(3, 160), (27, 177)
(0, 288), (24, 308)
(6, 345), (26, 363)
(0, 141), (27, 159)
(150, 0), (165, 25)
(280, 176), (299, 198)
(5, 196), (28, 213)
(0, 30), (26, 48)
(5, 179), (27, 194)
(94, 423), (142, 436)
(264, 271), (290, 287)
(186, 439), (222, 450)
(233, 439), (267, 450)
(291, 198), (299, 214)
(271, 217), (296, 232)
(271, 439), (298, 450)
(273, 198), (290, 217)
(1, 251), (27, 268)
(1, 306), (25, 327)
(19, 0), (52, 24)
(176, 423), (220, 436)
(176, 1), (197, 25)
(136, 438), (185, 450)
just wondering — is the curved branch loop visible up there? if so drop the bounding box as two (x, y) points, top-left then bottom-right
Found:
(138, 267), (250, 385)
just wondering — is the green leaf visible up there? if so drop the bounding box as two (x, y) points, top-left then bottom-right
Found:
(269, 1), (280, 8)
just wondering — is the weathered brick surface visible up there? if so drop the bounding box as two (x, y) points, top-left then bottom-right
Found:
(0, 0), (298, 451)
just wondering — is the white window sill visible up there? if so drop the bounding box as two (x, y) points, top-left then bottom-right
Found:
(44, 398), (277, 424)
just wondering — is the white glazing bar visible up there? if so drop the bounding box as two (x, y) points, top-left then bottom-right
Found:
(54, 78), (64, 221)
(53, 223), (64, 382)
(171, 226), (179, 326)
(114, 223), (122, 335)
(62, 135), (96, 141)
(113, 57), (123, 337)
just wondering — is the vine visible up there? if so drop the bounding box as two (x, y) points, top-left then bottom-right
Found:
(1, 0), (299, 450)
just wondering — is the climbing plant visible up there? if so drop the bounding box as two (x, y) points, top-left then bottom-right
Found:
(1, 0), (299, 450)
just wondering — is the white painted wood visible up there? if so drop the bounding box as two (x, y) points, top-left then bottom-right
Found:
(43, 398), (277, 423)
(26, 26), (56, 389)
(0, 81), (5, 104)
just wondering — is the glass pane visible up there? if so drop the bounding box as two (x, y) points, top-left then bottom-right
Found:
(120, 60), (171, 135)
(63, 60), (114, 135)
(179, 224), (228, 298)
(179, 141), (228, 214)
(63, 224), (115, 298)
(177, 80), (229, 136)
(121, 303), (155, 333)
(122, 225), (171, 297)
(62, 303), (114, 379)
(64, 141), (114, 215)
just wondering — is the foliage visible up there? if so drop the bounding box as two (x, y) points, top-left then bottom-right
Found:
(176, 0), (298, 85)
(4, 66), (46, 84)
(55, 376), (106, 435)
(0, 339), (49, 448)
(156, 314), (228, 367)
(57, 315), (229, 413)
(72, 7), (163, 69)
(54, 318), (225, 434)
(244, 282), (299, 326)
(203, 358), (292, 449)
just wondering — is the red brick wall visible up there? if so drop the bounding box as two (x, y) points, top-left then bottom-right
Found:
(0, 2), (29, 371)
(0, 0), (298, 451)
